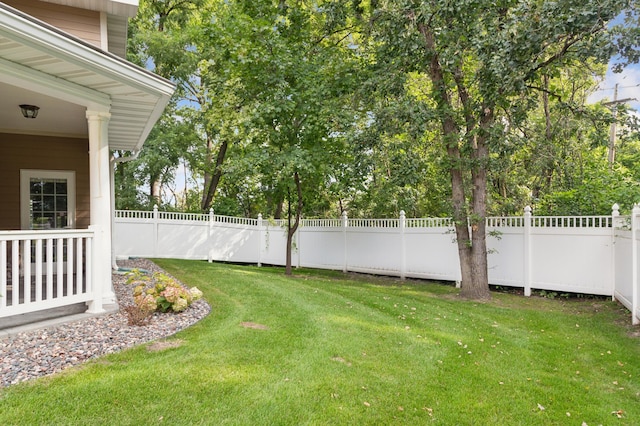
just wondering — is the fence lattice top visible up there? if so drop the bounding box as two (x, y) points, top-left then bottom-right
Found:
(115, 210), (616, 229)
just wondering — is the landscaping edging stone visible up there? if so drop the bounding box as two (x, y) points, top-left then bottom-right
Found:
(0, 259), (211, 388)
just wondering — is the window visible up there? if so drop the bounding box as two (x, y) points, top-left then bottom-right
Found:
(20, 170), (76, 230)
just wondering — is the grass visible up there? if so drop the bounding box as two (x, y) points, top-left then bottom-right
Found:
(0, 259), (639, 425)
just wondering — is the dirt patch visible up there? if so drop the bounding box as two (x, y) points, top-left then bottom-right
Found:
(92, 359), (114, 366)
(331, 356), (352, 367)
(241, 322), (269, 330)
(147, 339), (185, 352)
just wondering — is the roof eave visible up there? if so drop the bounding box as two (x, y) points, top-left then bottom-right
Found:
(0, 2), (176, 150)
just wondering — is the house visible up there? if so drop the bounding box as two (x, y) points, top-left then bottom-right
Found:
(0, 0), (175, 329)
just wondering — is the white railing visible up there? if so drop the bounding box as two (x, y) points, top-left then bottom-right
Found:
(486, 216), (525, 227)
(115, 210), (154, 219)
(302, 218), (343, 227)
(406, 217), (455, 228)
(114, 204), (640, 324)
(158, 211), (209, 222)
(115, 206), (259, 226)
(214, 214), (258, 226)
(0, 229), (94, 318)
(530, 215), (612, 228)
(349, 218), (399, 228)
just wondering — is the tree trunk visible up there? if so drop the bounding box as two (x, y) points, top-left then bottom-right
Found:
(151, 178), (162, 205)
(450, 165), (473, 295)
(182, 161), (189, 211)
(274, 197), (284, 220)
(461, 149), (490, 300)
(418, 17), (491, 300)
(460, 110), (493, 300)
(285, 172), (303, 276)
(201, 138), (229, 212)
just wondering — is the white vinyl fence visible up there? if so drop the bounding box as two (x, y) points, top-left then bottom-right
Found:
(114, 204), (640, 324)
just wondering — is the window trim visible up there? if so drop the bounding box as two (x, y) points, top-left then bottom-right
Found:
(20, 169), (76, 230)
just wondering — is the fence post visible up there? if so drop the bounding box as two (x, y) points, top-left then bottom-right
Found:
(296, 219), (301, 269)
(257, 213), (263, 267)
(400, 210), (406, 280)
(632, 204), (639, 325)
(342, 211), (348, 273)
(208, 208), (214, 262)
(524, 206), (532, 297)
(611, 204), (620, 301)
(153, 204), (159, 258)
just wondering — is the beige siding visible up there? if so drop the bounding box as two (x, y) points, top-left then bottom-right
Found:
(0, 133), (90, 230)
(4, 0), (101, 48)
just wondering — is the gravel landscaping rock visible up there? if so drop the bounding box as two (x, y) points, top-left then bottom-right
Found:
(0, 259), (210, 388)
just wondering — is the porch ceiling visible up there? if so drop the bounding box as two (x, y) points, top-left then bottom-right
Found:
(39, 1), (139, 17)
(0, 2), (175, 151)
(0, 83), (88, 136)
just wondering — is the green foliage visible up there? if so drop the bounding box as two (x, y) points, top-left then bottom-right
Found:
(536, 290), (574, 300)
(357, 0), (639, 296)
(118, 0), (640, 230)
(126, 0), (250, 211)
(342, 96), (452, 218)
(535, 161), (640, 215)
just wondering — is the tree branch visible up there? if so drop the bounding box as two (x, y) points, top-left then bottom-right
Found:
(452, 65), (475, 135)
(527, 21), (606, 78)
(313, 25), (359, 46)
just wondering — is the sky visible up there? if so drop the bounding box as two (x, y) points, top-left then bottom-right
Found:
(588, 9), (640, 111)
(588, 63), (640, 112)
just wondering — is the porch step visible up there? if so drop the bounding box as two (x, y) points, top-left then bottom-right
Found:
(0, 303), (119, 338)
(0, 303), (86, 329)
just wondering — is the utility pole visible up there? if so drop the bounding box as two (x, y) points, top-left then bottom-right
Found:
(608, 83), (618, 167)
(603, 83), (636, 169)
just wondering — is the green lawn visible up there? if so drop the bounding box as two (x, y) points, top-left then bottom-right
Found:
(1, 259), (639, 425)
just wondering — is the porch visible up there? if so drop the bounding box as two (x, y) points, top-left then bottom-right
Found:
(0, 2), (173, 329)
(0, 229), (106, 329)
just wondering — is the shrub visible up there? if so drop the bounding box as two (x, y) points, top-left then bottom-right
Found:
(126, 269), (203, 313)
(123, 305), (153, 326)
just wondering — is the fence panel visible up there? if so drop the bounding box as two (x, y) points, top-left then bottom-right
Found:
(114, 207), (640, 323)
(260, 224), (287, 266)
(298, 226), (344, 271)
(209, 223), (261, 264)
(615, 229), (633, 311)
(530, 228), (613, 295)
(486, 226), (525, 287)
(345, 228), (402, 276)
(156, 221), (209, 260)
(404, 227), (460, 281)
(114, 218), (155, 258)
(631, 208), (640, 324)
(636, 227), (640, 324)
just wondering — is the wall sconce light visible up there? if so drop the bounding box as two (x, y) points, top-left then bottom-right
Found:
(19, 104), (40, 119)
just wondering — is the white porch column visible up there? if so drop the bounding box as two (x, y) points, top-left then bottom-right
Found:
(87, 110), (115, 307)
